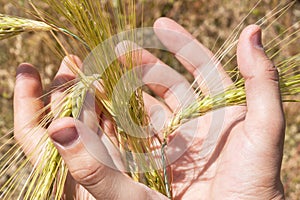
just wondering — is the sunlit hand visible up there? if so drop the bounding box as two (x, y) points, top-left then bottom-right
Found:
(14, 17), (285, 200)
(135, 18), (284, 199)
(14, 56), (166, 199)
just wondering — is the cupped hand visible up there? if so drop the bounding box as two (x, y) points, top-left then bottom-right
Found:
(14, 57), (166, 199)
(14, 17), (285, 200)
(139, 18), (284, 199)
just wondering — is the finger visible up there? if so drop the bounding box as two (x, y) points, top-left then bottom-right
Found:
(48, 117), (167, 200)
(14, 63), (44, 154)
(237, 25), (285, 145)
(154, 17), (232, 95)
(52, 55), (82, 87)
(50, 55), (82, 116)
(143, 92), (172, 134)
(116, 41), (196, 111)
(94, 80), (118, 143)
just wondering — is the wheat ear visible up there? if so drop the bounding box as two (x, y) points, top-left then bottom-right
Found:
(0, 14), (54, 39)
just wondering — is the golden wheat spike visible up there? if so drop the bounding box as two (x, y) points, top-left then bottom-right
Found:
(0, 14), (54, 40)
(164, 51), (300, 139)
(21, 75), (96, 200)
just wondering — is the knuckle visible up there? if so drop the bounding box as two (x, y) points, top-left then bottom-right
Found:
(261, 58), (279, 81)
(261, 57), (273, 68)
(70, 163), (106, 187)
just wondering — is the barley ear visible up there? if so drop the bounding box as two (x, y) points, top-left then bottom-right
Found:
(0, 14), (53, 40)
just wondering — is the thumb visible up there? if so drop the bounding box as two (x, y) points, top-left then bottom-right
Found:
(237, 25), (285, 146)
(48, 117), (166, 200)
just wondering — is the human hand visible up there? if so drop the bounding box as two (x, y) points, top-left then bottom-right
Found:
(134, 18), (284, 199)
(14, 56), (167, 199)
(14, 17), (285, 200)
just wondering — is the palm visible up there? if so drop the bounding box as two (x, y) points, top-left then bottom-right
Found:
(172, 107), (282, 199)
(168, 106), (245, 199)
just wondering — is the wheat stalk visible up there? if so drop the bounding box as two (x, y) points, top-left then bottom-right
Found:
(0, 0), (299, 199)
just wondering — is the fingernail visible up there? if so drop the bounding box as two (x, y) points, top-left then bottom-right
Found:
(16, 64), (38, 79)
(51, 127), (79, 147)
(251, 28), (263, 49)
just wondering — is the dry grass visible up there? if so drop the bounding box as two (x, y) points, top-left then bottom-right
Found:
(0, 0), (299, 199)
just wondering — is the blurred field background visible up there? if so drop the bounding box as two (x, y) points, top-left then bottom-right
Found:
(0, 0), (299, 199)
